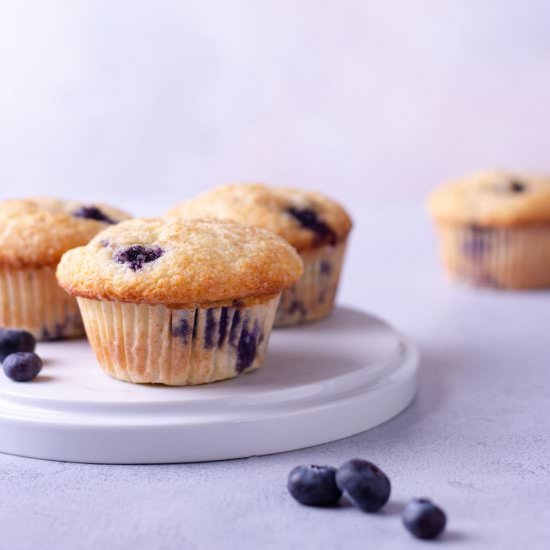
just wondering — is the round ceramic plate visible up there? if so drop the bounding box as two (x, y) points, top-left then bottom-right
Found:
(0, 306), (418, 464)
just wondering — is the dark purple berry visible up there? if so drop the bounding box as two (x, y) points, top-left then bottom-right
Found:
(286, 206), (337, 245)
(509, 180), (526, 193)
(336, 459), (391, 512)
(287, 300), (306, 317)
(402, 498), (447, 540)
(204, 309), (218, 349)
(114, 245), (164, 271)
(463, 225), (492, 259)
(217, 307), (229, 348)
(3, 352), (42, 382)
(173, 318), (191, 343)
(0, 328), (36, 361)
(236, 320), (261, 373)
(287, 465), (342, 507)
(73, 206), (115, 224)
(320, 260), (332, 275)
(228, 309), (242, 347)
(494, 180), (527, 194)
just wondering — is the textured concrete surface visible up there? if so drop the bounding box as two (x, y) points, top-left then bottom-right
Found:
(1, 205), (549, 549)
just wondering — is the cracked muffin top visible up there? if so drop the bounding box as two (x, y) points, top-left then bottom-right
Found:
(0, 197), (131, 268)
(166, 183), (353, 252)
(428, 171), (550, 226)
(56, 217), (304, 306)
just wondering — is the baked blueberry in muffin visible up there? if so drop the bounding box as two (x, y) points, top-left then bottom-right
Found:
(428, 170), (550, 288)
(0, 197), (130, 339)
(167, 183), (352, 326)
(57, 218), (303, 385)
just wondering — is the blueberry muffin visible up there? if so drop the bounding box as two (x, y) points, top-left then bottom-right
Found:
(0, 198), (130, 339)
(428, 171), (550, 288)
(56, 218), (303, 385)
(167, 184), (352, 326)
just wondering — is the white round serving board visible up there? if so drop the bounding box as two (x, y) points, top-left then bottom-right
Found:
(0, 306), (418, 464)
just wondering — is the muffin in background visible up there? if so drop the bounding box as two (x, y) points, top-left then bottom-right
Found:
(428, 171), (550, 289)
(0, 198), (130, 340)
(167, 183), (352, 327)
(56, 217), (303, 386)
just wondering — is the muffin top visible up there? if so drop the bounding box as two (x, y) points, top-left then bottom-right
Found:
(166, 183), (353, 252)
(0, 198), (131, 268)
(57, 218), (304, 306)
(428, 171), (550, 226)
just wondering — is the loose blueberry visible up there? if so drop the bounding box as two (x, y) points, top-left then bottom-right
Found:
(3, 352), (43, 382)
(73, 206), (115, 224)
(336, 458), (391, 512)
(0, 328), (36, 362)
(286, 206), (337, 246)
(402, 498), (447, 540)
(114, 245), (164, 271)
(287, 465), (342, 507)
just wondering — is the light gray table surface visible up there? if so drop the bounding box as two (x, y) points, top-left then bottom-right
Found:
(1, 205), (548, 549)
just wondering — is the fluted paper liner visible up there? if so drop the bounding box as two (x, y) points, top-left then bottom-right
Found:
(0, 266), (83, 340)
(435, 222), (550, 289)
(77, 295), (279, 385)
(275, 239), (347, 327)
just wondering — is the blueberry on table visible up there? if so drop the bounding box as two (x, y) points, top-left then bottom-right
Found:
(287, 465), (342, 506)
(336, 458), (391, 512)
(3, 352), (43, 382)
(0, 328), (36, 361)
(402, 498), (447, 540)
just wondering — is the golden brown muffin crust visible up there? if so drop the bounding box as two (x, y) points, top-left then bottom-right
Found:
(57, 217), (304, 306)
(166, 183), (352, 252)
(428, 171), (550, 226)
(0, 198), (131, 268)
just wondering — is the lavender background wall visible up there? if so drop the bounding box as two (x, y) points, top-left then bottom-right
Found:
(1, 1), (549, 215)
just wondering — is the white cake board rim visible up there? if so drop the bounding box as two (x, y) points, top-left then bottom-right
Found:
(0, 306), (419, 464)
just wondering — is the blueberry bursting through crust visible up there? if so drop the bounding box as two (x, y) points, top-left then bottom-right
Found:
(508, 180), (526, 193)
(114, 245), (164, 271)
(73, 206), (116, 224)
(286, 206), (337, 246)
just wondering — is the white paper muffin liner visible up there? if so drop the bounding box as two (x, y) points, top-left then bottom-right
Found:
(0, 266), (83, 340)
(435, 222), (550, 289)
(275, 239), (348, 327)
(77, 294), (280, 385)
